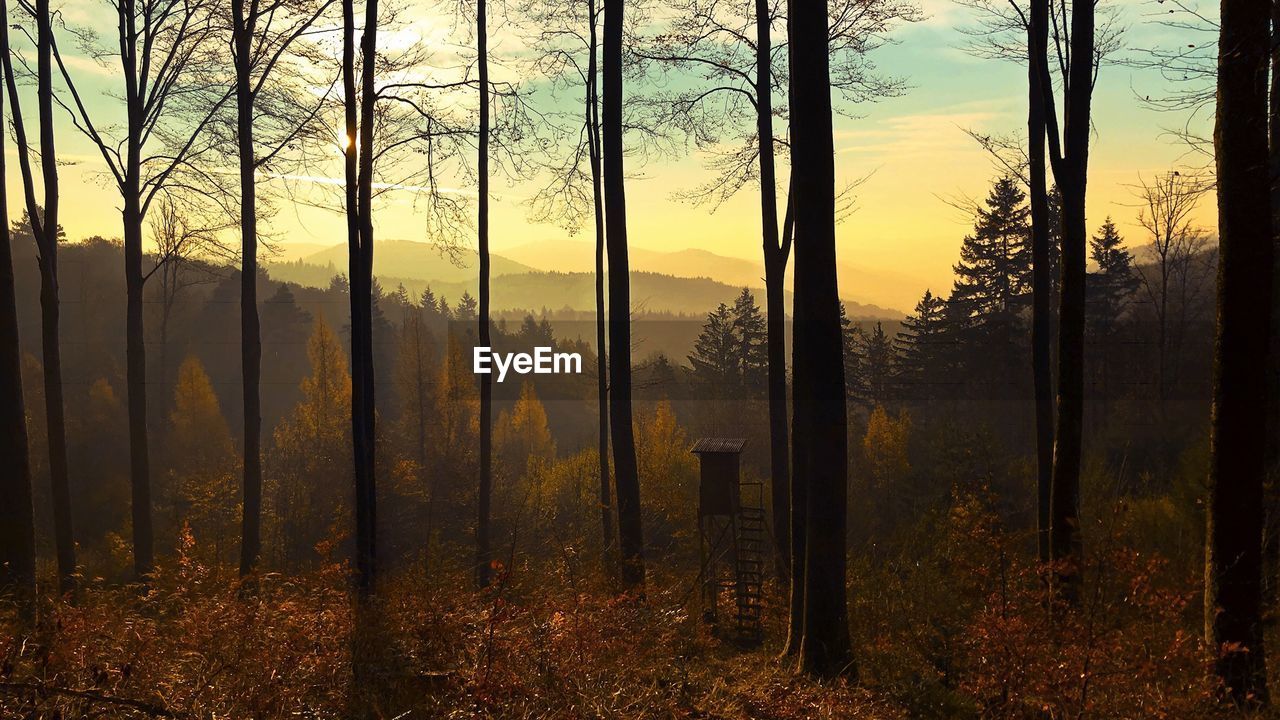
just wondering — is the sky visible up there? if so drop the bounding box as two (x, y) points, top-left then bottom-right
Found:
(3, 0), (1217, 312)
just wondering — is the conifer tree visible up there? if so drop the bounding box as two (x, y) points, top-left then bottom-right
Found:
(860, 322), (895, 408)
(689, 303), (738, 390)
(893, 290), (950, 404)
(730, 289), (768, 394)
(1087, 217), (1137, 337)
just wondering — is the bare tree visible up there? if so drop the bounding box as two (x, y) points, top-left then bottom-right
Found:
(476, 0), (493, 589)
(1131, 171), (1214, 414)
(1204, 0), (1272, 703)
(53, 0), (233, 581)
(0, 45), (37, 615)
(956, 0), (1120, 569)
(604, 0), (645, 589)
(635, 0), (917, 583)
(229, 0), (334, 578)
(147, 197), (233, 420)
(524, 0), (615, 578)
(1, 0), (75, 595)
(341, 0), (378, 597)
(788, 0), (852, 677)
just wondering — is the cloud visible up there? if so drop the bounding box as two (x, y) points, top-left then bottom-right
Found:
(834, 101), (1012, 160)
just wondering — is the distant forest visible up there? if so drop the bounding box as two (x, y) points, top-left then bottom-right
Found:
(0, 0), (1274, 714)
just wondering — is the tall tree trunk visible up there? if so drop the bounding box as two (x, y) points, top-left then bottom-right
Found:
(756, 0), (790, 582)
(0, 59), (37, 612)
(1027, 0), (1054, 565)
(1, 0), (75, 594)
(587, 0), (614, 573)
(603, 0), (645, 589)
(788, 0), (853, 677)
(343, 0), (377, 597)
(355, 0), (379, 597)
(1205, 0), (1272, 703)
(476, 0), (493, 590)
(1264, 0), (1280, 617)
(233, 0), (263, 577)
(1040, 0), (1094, 602)
(124, 190), (154, 580)
(119, 0), (154, 582)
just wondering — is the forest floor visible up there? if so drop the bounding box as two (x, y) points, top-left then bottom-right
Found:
(0, 556), (904, 720)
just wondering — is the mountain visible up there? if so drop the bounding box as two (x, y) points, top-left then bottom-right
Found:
(266, 238), (905, 318)
(501, 238), (917, 313)
(291, 239), (537, 284)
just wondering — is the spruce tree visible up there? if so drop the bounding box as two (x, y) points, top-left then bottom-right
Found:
(948, 176), (1032, 395)
(894, 290), (951, 404)
(1087, 217), (1137, 336)
(690, 303), (738, 390)
(730, 289), (768, 394)
(840, 304), (870, 409)
(860, 322), (895, 408)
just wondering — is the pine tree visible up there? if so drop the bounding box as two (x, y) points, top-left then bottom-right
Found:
(948, 176), (1032, 395)
(893, 290), (951, 404)
(689, 303), (738, 390)
(860, 322), (895, 408)
(1087, 217), (1137, 337)
(456, 292), (478, 323)
(730, 289), (768, 394)
(950, 176), (1032, 321)
(840, 304), (869, 409)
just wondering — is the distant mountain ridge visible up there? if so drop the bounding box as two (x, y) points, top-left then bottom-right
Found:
(265, 238), (905, 319)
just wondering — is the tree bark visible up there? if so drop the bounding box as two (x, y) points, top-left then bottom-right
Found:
(587, 0), (614, 573)
(233, 0), (263, 577)
(343, 0), (377, 597)
(1205, 0), (1272, 704)
(788, 0), (853, 677)
(603, 0), (646, 589)
(0, 56), (37, 611)
(476, 0), (494, 590)
(1, 0), (75, 595)
(1038, 0), (1094, 602)
(756, 0), (791, 582)
(1026, 0), (1054, 565)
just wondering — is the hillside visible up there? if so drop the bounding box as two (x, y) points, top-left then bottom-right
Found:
(501, 238), (921, 312)
(267, 239), (905, 319)
(264, 260), (903, 320)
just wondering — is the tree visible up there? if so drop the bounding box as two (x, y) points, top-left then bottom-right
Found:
(1, 0), (74, 594)
(476, 0), (494, 589)
(1132, 171), (1214, 414)
(167, 357), (239, 562)
(730, 289), (768, 393)
(603, 0), (645, 588)
(1086, 218), (1137, 411)
(54, 0), (232, 581)
(269, 317), (351, 571)
(859, 322), (894, 408)
(893, 289), (951, 405)
(947, 176), (1032, 395)
(522, 0), (614, 571)
(689, 303), (738, 389)
(1087, 217), (1136, 335)
(1035, 0), (1097, 600)
(0, 58), (36, 611)
(1204, 0), (1272, 703)
(636, 0), (919, 583)
(840, 306), (869, 408)
(229, 0), (333, 578)
(787, 0), (852, 675)
(342, 0), (378, 596)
